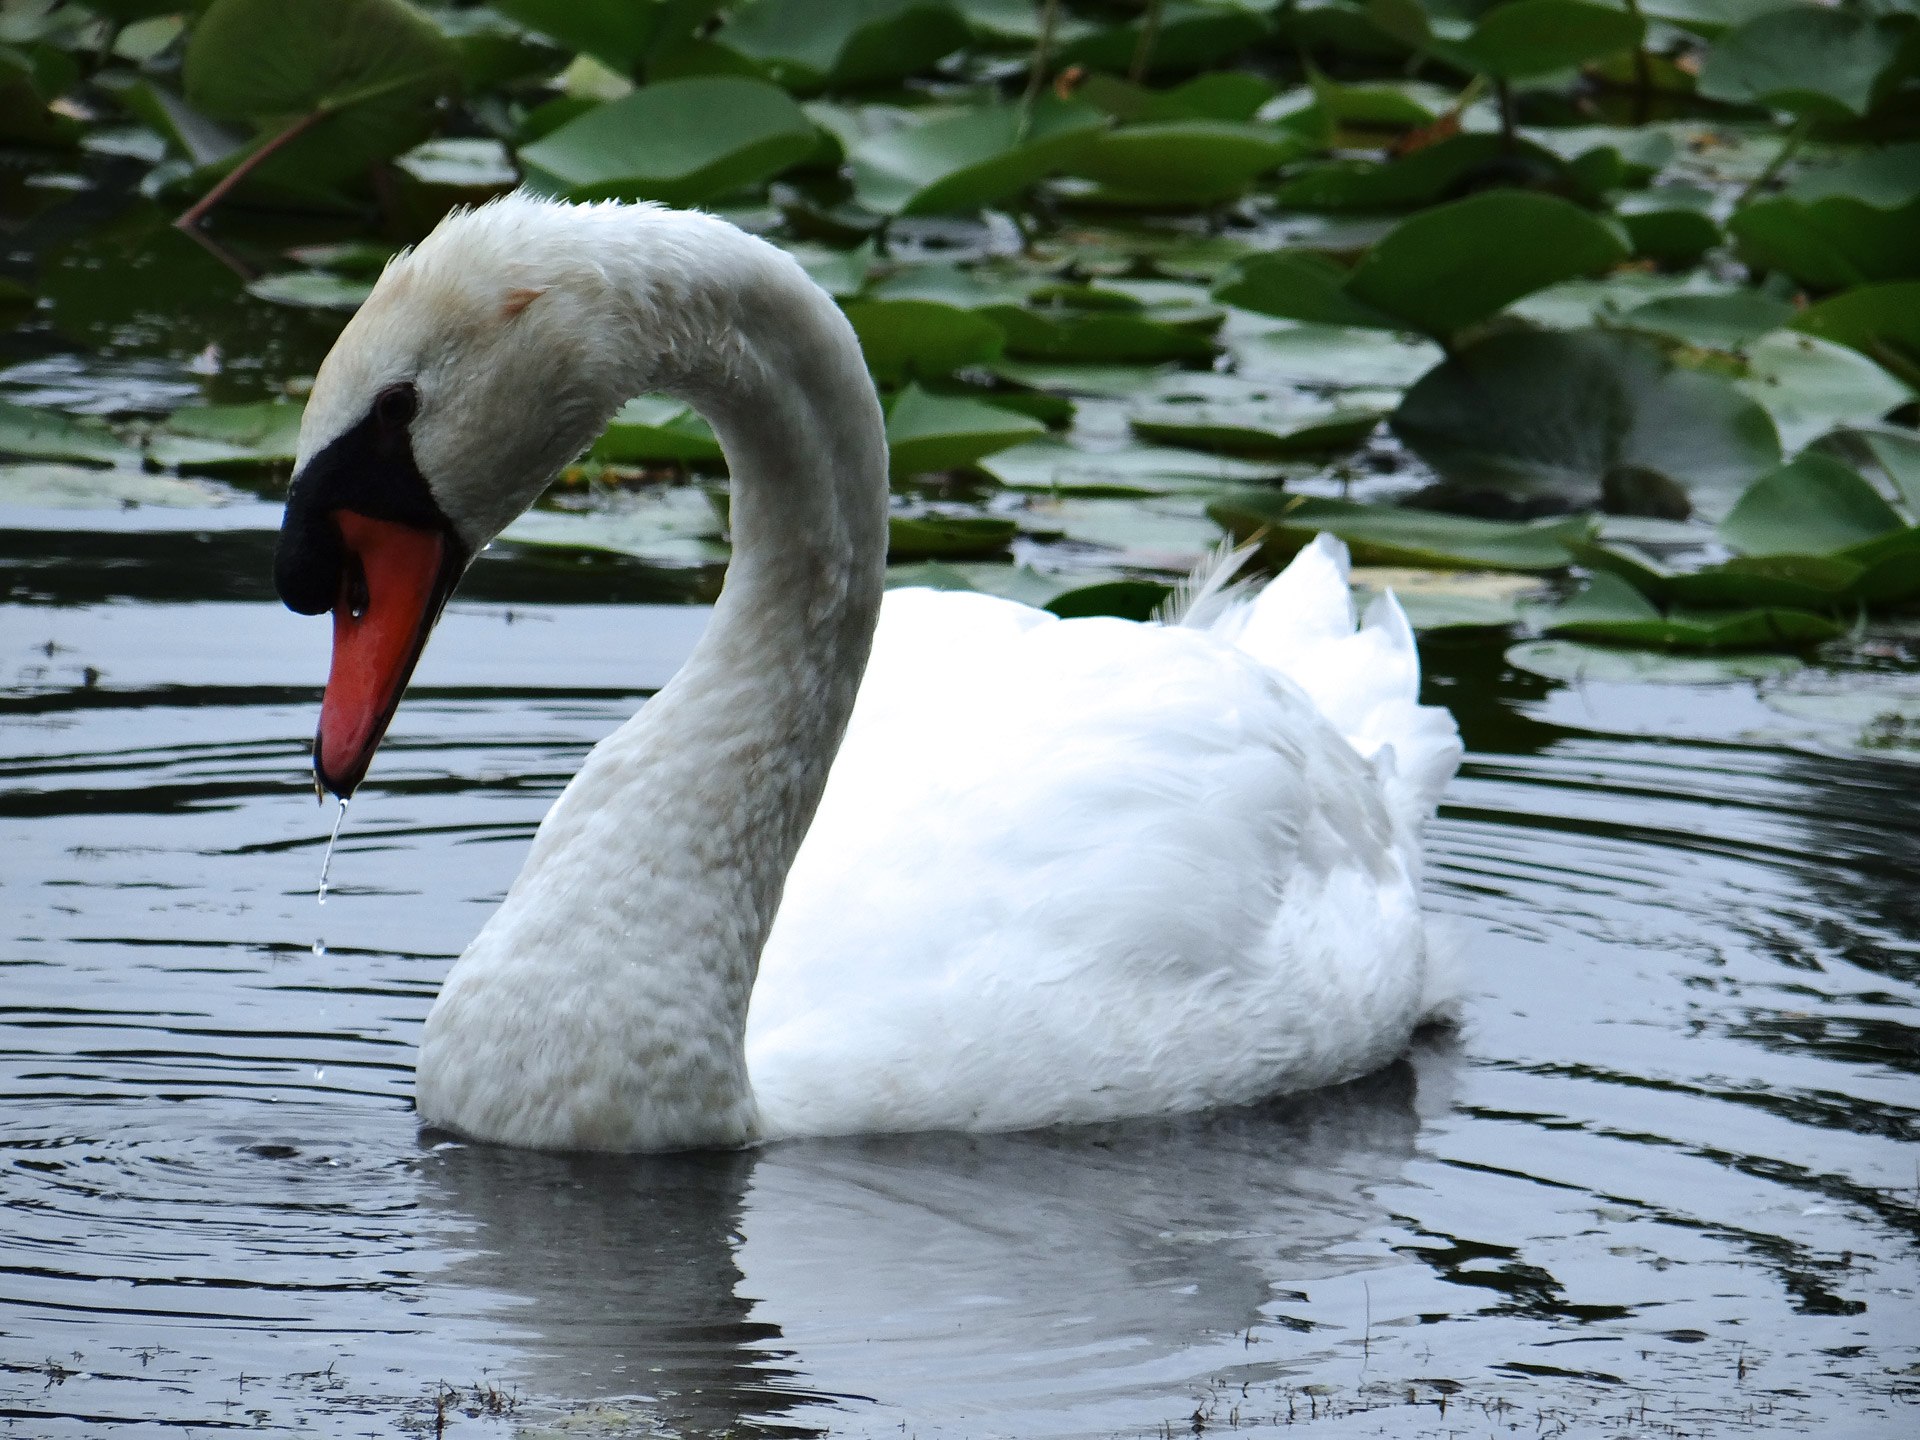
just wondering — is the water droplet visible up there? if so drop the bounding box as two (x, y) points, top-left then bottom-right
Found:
(314, 1068), (326, 1082)
(312, 939), (326, 958)
(317, 796), (349, 905)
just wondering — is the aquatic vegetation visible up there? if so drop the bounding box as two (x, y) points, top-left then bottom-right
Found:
(0, 0), (1914, 653)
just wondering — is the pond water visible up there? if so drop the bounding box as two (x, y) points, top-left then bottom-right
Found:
(3, 500), (1917, 1439)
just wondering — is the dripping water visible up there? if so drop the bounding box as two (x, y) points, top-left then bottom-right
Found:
(317, 797), (349, 905)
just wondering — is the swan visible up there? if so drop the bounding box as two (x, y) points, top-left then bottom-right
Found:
(273, 194), (1463, 1153)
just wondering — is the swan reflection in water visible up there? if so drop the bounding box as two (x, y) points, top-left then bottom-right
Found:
(414, 1046), (1456, 1436)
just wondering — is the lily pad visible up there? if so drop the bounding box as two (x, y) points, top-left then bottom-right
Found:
(518, 77), (818, 205)
(888, 511), (1017, 560)
(1228, 322), (1445, 391)
(1272, 133), (1583, 213)
(183, 0), (460, 200)
(1614, 186), (1722, 267)
(1720, 452), (1906, 558)
(1698, 5), (1908, 121)
(1621, 292), (1795, 351)
(1209, 492), (1589, 572)
(0, 400), (136, 467)
(1392, 329), (1782, 515)
(0, 462), (235, 509)
(590, 396), (724, 465)
(1734, 330), (1912, 454)
(1537, 570), (1844, 650)
(718, 0), (970, 91)
(1063, 121), (1302, 207)
(1351, 567), (1550, 631)
(1507, 637), (1805, 684)
(1058, 2), (1270, 78)
(1127, 373), (1384, 456)
(983, 440), (1282, 496)
(1728, 144), (1920, 289)
(885, 384), (1045, 476)
(492, 0), (719, 72)
(1368, 0), (1643, 81)
(505, 486), (729, 569)
(849, 99), (1103, 216)
(841, 299), (1005, 384)
(983, 304), (1219, 364)
(154, 401), (306, 470)
(1792, 282), (1920, 388)
(246, 270), (375, 312)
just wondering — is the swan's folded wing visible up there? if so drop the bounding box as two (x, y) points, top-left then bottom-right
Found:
(746, 586), (1434, 1139)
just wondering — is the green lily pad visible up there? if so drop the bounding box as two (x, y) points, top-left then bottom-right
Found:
(504, 486), (729, 569)
(1045, 578), (1173, 622)
(0, 400), (136, 467)
(518, 77), (817, 205)
(1063, 121), (1301, 207)
(1057, 2), (1270, 78)
(1621, 291), (1795, 350)
(117, 80), (245, 170)
(841, 299), (1006, 384)
(1346, 192), (1630, 341)
(1074, 71), (1276, 126)
(1127, 373), (1385, 456)
(1792, 282), (1920, 388)
(885, 384), (1045, 476)
(786, 240), (873, 298)
(986, 360), (1172, 399)
(1615, 186), (1722, 267)
(1215, 252), (1401, 331)
(849, 99), (1103, 216)
(1735, 330), (1913, 454)
(183, 0), (460, 199)
(1392, 329), (1781, 515)
(590, 396), (724, 465)
(1228, 322), (1445, 391)
(0, 462), (235, 509)
(432, 6), (569, 91)
(1368, 0), (1643, 81)
(1209, 492), (1589, 572)
(154, 401), (306, 470)
(1720, 451), (1905, 558)
(1537, 570), (1844, 650)
(1507, 637), (1805, 684)
(1728, 144), (1920, 289)
(888, 511), (1017, 560)
(1351, 566), (1550, 631)
(246, 270), (374, 311)
(718, 0), (970, 91)
(1573, 538), (1868, 613)
(1272, 133), (1583, 213)
(983, 440), (1282, 496)
(982, 305), (1218, 364)
(1842, 424), (1920, 518)
(1698, 5), (1908, 121)
(492, 0), (719, 72)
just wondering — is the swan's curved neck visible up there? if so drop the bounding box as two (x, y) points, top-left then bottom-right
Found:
(416, 211), (888, 1151)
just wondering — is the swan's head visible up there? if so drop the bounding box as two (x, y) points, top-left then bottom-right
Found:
(275, 195), (671, 797)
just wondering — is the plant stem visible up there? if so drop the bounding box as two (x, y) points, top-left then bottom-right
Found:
(174, 106), (330, 232)
(1495, 77), (1514, 152)
(1737, 113), (1812, 207)
(1130, 0), (1164, 84)
(1621, 0), (1651, 126)
(1017, 0), (1062, 143)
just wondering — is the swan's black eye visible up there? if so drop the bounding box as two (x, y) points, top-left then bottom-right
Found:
(373, 382), (417, 434)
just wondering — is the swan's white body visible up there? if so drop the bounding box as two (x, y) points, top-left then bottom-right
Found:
(291, 195), (1462, 1153)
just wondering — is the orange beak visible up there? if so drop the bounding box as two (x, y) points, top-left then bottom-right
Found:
(314, 511), (458, 798)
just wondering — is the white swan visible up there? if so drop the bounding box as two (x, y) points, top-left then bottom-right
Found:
(274, 194), (1463, 1153)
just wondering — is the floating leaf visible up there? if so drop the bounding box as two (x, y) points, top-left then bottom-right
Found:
(718, 0), (970, 91)
(1215, 253), (1401, 330)
(1273, 134), (1582, 213)
(1352, 567), (1550, 631)
(1127, 373), (1384, 456)
(492, 0), (719, 72)
(0, 400), (136, 467)
(1842, 424), (1920, 517)
(848, 99), (1103, 216)
(841, 299), (1005, 384)
(432, 7), (568, 91)
(885, 384), (1045, 476)
(1734, 330), (1912, 454)
(519, 77), (816, 205)
(1614, 186), (1721, 267)
(984, 305), (1218, 364)
(1058, 2), (1270, 78)
(1209, 492), (1588, 572)
(1064, 122), (1301, 207)
(1228, 322), (1445, 391)
(888, 511), (1017, 560)
(1621, 292), (1795, 350)
(1507, 638), (1805, 684)
(1537, 570), (1844, 650)
(1699, 5), (1908, 121)
(1720, 452), (1905, 558)
(1368, 0), (1642, 80)
(1045, 579), (1172, 622)
(152, 401), (306, 471)
(590, 396), (724, 465)
(1393, 329), (1781, 515)
(1792, 281), (1920, 388)
(246, 270), (374, 311)
(0, 462), (236, 509)
(1728, 144), (1920, 289)
(183, 0), (460, 200)
(1346, 192), (1630, 340)
(983, 440), (1282, 496)
(505, 486), (729, 569)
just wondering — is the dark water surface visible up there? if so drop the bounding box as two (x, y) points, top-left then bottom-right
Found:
(3, 507), (1917, 1439)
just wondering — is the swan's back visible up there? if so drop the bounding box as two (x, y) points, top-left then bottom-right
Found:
(746, 536), (1463, 1140)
